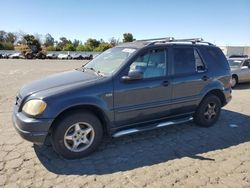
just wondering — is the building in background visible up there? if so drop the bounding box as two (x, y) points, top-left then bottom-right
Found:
(219, 46), (250, 57)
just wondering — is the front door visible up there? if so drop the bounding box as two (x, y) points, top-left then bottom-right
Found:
(113, 48), (172, 127)
(240, 60), (250, 82)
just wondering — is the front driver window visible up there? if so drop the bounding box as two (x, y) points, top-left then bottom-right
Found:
(129, 49), (166, 79)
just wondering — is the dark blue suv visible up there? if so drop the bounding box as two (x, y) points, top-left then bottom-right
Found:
(12, 38), (232, 159)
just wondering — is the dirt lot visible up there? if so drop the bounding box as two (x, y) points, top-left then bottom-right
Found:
(0, 59), (250, 188)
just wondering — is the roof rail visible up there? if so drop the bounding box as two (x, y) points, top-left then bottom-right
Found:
(135, 37), (214, 46)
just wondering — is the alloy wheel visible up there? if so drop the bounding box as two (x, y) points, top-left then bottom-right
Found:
(63, 122), (95, 152)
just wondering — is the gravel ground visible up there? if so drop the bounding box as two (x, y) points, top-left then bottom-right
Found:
(0, 59), (250, 188)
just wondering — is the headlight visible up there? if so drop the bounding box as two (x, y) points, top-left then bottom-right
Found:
(22, 99), (47, 116)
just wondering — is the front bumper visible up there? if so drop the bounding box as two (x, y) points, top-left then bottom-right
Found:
(12, 110), (54, 144)
(224, 87), (232, 105)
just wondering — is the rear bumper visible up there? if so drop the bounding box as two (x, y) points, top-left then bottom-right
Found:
(12, 111), (53, 144)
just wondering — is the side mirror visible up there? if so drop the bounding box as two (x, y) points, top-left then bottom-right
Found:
(122, 70), (143, 81)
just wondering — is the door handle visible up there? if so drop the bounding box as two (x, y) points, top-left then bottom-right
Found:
(202, 75), (209, 81)
(162, 80), (169, 86)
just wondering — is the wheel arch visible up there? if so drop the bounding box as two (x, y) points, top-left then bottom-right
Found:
(48, 104), (110, 138)
(202, 89), (226, 107)
(232, 74), (239, 82)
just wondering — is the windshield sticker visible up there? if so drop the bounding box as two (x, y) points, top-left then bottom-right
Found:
(122, 48), (136, 53)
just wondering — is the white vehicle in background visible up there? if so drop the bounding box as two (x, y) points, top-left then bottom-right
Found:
(57, 52), (72, 60)
(228, 57), (250, 87)
(46, 53), (58, 59)
(9, 52), (25, 59)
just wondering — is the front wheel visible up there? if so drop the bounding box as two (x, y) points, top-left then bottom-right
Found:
(51, 111), (103, 159)
(194, 94), (221, 127)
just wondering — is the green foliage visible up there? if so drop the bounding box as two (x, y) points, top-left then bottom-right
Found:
(94, 43), (112, 52)
(0, 30), (16, 50)
(44, 33), (54, 47)
(76, 44), (90, 52)
(84, 38), (100, 51)
(73, 39), (80, 48)
(23, 34), (42, 52)
(63, 43), (75, 51)
(0, 30), (136, 52)
(0, 42), (14, 50)
(109, 37), (120, 47)
(57, 37), (72, 50)
(123, 33), (135, 42)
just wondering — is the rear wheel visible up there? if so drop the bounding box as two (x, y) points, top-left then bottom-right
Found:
(194, 94), (221, 127)
(51, 111), (103, 159)
(231, 75), (238, 88)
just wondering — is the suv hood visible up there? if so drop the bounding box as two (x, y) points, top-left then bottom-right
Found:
(19, 69), (100, 97)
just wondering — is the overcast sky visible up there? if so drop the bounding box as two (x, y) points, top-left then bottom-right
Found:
(1, 0), (249, 46)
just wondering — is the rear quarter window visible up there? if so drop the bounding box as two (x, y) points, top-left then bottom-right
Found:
(205, 47), (230, 70)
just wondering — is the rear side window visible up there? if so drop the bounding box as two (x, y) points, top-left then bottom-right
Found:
(173, 48), (206, 75)
(242, 60), (250, 67)
(206, 47), (230, 70)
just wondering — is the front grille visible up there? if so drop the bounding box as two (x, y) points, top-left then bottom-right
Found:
(15, 93), (22, 107)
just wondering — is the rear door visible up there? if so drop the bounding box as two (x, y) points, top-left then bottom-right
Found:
(171, 46), (209, 115)
(240, 59), (250, 82)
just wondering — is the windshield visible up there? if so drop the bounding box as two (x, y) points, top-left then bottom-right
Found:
(228, 60), (242, 67)
(84, 47), (136, 75)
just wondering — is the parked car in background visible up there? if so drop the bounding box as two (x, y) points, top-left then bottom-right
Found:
(71, 53), (84, 60)
(46, 53), (58, 59)
(57, 53), (72, 60)
(229, 55), (248, 58)
(2, 53), (10, 59)
(9, 52), (25, 59)
(85, 54), (93, 60)
(12, 37), (232, 159)
(228, 57), (250, 87)
(0, 53), (2, 59)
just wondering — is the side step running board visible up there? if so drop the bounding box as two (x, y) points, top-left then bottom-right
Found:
(112, 117), (193, 138)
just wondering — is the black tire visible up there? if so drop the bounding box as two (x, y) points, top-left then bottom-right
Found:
(26, 53), (33, 59)
(231, 75), (238, 88)
(41, 54), (46, 59)
(51, 111), (103, 159)
(194, 94), (221, 127)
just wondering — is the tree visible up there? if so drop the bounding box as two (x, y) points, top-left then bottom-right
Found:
(0, 42), (14, 50)
(44, 33), (54, 47)
(109, 37), (120, 47)
(94, 42), (112, 52)
(63, 43), (75, 51)
(5, 32), (16, 44)
(76, 44), (91, 52)
(73, 39), (80, 48)
(123, 33), (135, 42)
(0, 30), (6, 42)
(23, 34), (42, 52)
(57, 37), (72, 50)
(84, 38), (100, 51)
